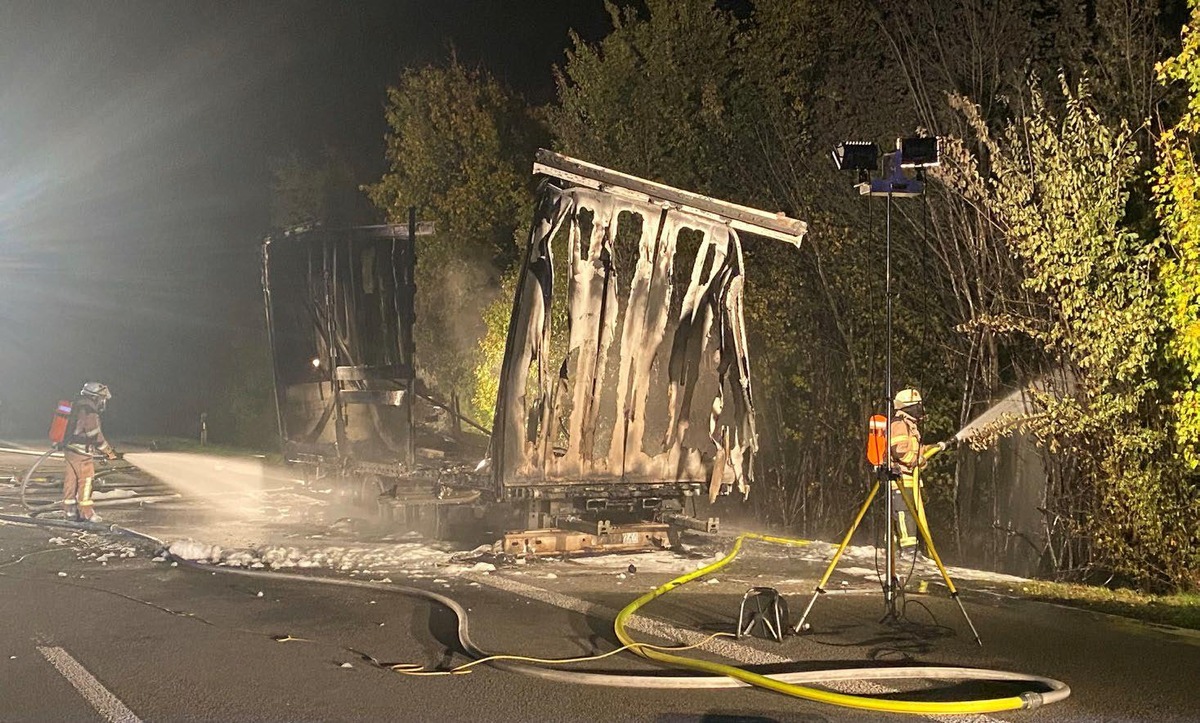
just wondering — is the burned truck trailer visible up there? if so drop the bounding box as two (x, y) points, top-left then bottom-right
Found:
(261, 219), (431, 497)
(492, 151), (806, 553)
(260, 152), (805, 552)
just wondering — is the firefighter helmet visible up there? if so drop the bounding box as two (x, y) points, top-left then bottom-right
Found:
(80, 382), (111, 408)
(893, 388), (922, 411)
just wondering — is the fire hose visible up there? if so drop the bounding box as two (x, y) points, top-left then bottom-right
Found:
(8, 447), (153, 515)
(0, 504), (1070, 715)
(615, 533), (1068, 713)
(17, 447), (57, 511)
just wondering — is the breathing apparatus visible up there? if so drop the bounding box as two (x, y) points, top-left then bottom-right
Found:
(47, 382), (112, 450)
(48, 400), (73, 448)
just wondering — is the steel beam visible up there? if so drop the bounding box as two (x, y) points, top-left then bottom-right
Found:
(533, 149), (807, 247)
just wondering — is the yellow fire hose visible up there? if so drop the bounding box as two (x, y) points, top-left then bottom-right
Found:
(615, 532), (1067, 714)
(0, 509), (1069, 712)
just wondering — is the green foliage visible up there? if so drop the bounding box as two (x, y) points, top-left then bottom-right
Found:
(971, 77), (1199, 589)
(365, 57), (545, 413)
(551, 0), (740, 193)
(270, 147), (372, 229)
(367, 56), (540, 265)
(206, 313), (278, 452)
(1155, 3), (1200, 468)
(1019, 580), (1200, 630)
(991, 81), (1160, 402)
(472, 268), (517, 427)
(471, 218), (577, 432)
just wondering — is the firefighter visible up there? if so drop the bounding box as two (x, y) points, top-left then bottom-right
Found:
(62, 382), (118, 522)
(889, 388), (944, 549)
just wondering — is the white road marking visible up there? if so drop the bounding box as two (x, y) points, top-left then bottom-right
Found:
(38, 646), (142, 723)
(471, 573), (1002, 723)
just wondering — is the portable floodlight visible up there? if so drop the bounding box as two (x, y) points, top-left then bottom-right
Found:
(832, 141), (879, 172)
(858, 151), (924, 197)
(899, 136), (940, 168)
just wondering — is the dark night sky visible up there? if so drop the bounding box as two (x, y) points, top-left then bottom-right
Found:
(0, 0), (611, 439)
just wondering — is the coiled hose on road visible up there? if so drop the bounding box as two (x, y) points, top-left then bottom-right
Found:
(0, 513), (1070, 714)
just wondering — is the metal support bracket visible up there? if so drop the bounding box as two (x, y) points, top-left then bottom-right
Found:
(738, 587), (786, 642)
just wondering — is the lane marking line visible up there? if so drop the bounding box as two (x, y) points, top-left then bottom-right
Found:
(470, 573), (1001, 723)
(38, 646), (142, 723)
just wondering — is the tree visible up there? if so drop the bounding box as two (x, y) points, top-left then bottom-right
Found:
(1155, 1), (1200, 471)
(270, 146), (373, 230)
(958, 76), (1199, 589)
(207, 314), (278, 452)
(366, 57), (545, 414)
(551, 1), (740, 193)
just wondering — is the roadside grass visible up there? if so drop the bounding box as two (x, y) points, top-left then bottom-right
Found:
(1019, 580), (1200, 631)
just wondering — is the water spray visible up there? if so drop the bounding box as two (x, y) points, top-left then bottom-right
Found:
(953, 386), (1039, 445)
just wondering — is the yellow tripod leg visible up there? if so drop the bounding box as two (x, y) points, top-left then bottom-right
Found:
(896, 483), (983, 645)
(912, 469), (931, 542)
(793, 479), (880, 633)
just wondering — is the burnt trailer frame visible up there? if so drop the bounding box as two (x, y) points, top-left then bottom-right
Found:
(261, 213), (432, 482)
(492, 150), (806, 531)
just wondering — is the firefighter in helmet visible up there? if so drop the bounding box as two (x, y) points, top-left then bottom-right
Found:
(889, 388), (944, 549)
(62, 382), (118, 522)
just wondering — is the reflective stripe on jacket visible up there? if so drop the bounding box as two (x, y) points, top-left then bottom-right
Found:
(65, 398), (112, 456)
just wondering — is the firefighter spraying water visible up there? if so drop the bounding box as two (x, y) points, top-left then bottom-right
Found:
(56, 382), (119, 522)
(888, 388), (946, 550)
(791, 388), (981, 644)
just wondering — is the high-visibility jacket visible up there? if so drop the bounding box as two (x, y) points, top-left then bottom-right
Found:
(889, 411), (934, 476)
(64, 397), (113, 457)
(889, 410), (936, 547)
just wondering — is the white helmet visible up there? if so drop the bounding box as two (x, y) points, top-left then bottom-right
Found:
(81, 382), (111, 407)
(893, 388), (922, 410)
(893, 387), (924, 420)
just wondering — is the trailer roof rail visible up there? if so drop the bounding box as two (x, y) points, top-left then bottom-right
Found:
(264, 222), (436, 245)
(532, 148), (807, 247)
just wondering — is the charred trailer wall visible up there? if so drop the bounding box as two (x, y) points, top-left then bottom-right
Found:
(493, 182), (767, 504)
(261, 225), (418, 467)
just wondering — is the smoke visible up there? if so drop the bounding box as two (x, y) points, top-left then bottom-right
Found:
(415, 249), (501, 401)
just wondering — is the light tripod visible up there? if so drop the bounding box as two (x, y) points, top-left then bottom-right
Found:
(792, 139), (981, 644)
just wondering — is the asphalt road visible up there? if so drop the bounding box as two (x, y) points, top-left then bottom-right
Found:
(0, 450), (1198, 722)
